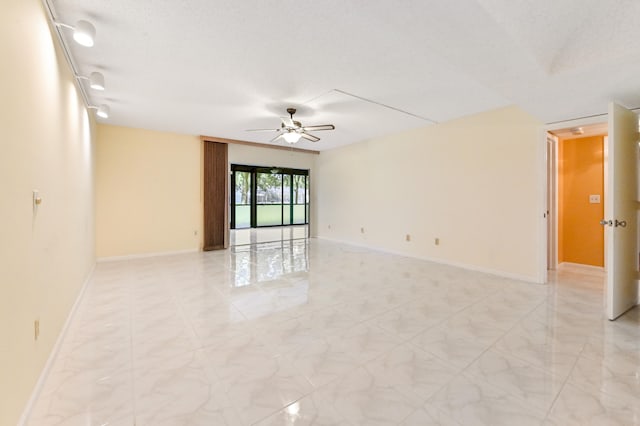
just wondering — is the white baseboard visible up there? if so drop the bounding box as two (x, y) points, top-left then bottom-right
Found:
(97, 248), (199, 262)
(557, 262), (605, 272)
(18, 263), (95, 426)
(315, 236), (540, 284)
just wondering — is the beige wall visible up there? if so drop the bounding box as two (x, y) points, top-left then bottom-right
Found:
(96, 125), (202, 258)
(316, 106), (543, 281)
(228, 143), (317, 171)
(96, 129), (319, 258)
(0, 1), (96, 424)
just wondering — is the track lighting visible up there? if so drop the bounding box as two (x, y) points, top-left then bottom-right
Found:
(55, 20), (96, 47)
(76, 71), (105, 90)
(46, 3), (112, 118)
(88, 104), (110, 118)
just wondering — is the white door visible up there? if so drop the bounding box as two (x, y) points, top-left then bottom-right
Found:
(605, 102), (639, 320)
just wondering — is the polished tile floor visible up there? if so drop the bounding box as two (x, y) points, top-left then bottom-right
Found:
(230, 225), (308, 246)
(27, 239), (640, 425)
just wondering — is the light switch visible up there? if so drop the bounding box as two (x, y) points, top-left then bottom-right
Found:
(589, 194), (601, 204)
(33, 190), (42, 208)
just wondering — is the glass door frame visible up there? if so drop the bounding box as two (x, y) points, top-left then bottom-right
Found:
(230, 164), (309, 229)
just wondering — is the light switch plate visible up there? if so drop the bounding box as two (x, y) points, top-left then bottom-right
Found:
(589, 194), (601, 204)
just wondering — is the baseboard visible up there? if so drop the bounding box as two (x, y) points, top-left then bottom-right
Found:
(557, 262), (605, 271)
(315, 236), (540, 284)
(18, 263), (96, 426)
(97, 248), (199, 262)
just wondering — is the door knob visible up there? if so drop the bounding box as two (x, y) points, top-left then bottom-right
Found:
(600, 219), (612, 226)
(615, 219), (627, 228)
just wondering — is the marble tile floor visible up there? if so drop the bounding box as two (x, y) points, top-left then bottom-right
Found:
(230, 225), (308, 247)
(25, 239), (640, 425)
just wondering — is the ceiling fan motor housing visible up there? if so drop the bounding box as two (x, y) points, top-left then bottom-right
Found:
(247, 107), (333, 143)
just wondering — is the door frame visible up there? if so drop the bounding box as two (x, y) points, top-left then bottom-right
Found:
(538, 114), (609, 283)
(546, 134), (558, 271)
(230, 164), (310, 229)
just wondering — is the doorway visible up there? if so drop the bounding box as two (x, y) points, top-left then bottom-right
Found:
(230, 164), (310, 246)
(546, 122), (608, 272)
(542, 104), (639, 320)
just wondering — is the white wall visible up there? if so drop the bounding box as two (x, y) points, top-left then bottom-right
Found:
(0, 1), (96, 424)
(315, 106), (543, 281)
(228, 144), (317, 170)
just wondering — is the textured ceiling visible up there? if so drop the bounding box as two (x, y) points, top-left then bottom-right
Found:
(50, 0), (640, 151)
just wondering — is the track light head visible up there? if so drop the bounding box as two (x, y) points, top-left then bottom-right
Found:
(96, 104), (110, 118)
(75, 71), (105, 90)
(72, 20), (95, 47)
(89, 72), (105, 90)
(89, 104), (110, 118)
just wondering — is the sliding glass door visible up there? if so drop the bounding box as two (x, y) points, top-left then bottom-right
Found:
(292, 174), (308, 224)
(256, 171), (283, 226)
(233, 171), (251, 228)
(230, 165), (309, 229)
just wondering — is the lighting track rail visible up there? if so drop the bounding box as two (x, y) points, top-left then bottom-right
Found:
(41, 0), (111, 119)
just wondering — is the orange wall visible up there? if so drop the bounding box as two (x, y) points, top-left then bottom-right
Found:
(558, 135), (604, 267)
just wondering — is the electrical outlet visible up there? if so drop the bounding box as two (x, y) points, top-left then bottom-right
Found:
(34, 319), (40, 340)
(435, 238), (440, 246)
(405, 234), (411, 242)
(361, 227), (365, 234)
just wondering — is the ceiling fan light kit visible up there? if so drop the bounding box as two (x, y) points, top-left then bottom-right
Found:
(283, 131), (302, 144)
(247, 108), (335, 145)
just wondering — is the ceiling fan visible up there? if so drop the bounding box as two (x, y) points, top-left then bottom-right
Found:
(246, 108), (335, 144)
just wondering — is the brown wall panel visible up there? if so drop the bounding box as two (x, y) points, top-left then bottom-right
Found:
(203, 141), (228, 250)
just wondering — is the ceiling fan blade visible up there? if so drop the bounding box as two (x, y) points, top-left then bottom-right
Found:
(299, 132), (320, 142)
(270, 133), (285, 143)
(302, 124), (335, 132)
(246, 128), (280, 132)
(280, 117), (295, 128)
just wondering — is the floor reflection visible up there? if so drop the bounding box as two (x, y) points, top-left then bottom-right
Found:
(230, 239), (310, 287)
(230, 224), (308, 246)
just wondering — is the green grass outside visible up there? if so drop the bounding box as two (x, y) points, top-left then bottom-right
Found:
(235, 204), (306, 228)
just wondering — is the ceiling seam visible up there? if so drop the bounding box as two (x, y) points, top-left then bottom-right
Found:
(333, 89), (438, 124)
(303, 89), (437, 124)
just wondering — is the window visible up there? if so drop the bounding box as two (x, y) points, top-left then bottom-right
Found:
(230, 165), (309, 229)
